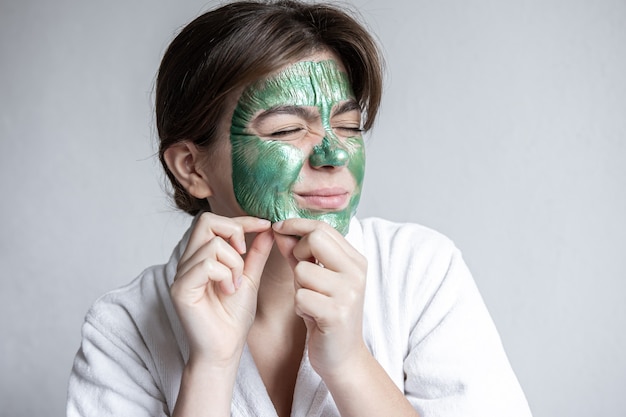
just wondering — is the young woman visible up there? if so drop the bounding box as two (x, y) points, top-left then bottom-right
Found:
(67, 1), (532, 416)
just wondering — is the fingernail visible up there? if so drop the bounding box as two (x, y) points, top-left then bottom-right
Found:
(272, 221), (284, 230)
(235, 276), (244, 289)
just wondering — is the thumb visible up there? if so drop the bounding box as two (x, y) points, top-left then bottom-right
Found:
(241, 229), (274, 287)
(273, 231), (299, 270)
(297, 308), (318, 337)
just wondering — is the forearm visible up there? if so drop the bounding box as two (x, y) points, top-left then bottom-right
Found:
(322, 344), (420, 417)
(172, 358), (240, 417)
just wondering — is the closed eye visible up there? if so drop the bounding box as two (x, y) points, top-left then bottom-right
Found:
(268, 127), (306, 141)
(333, 126), (363, 137)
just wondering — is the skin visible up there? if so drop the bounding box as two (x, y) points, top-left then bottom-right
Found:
(167, 52), (420, 417)
(230, 59), (365, 235)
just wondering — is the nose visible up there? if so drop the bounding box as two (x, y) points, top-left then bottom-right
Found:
(309, 137), (349, 168)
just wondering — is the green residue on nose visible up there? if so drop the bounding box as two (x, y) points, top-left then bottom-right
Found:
(230, 60), (366, 235)
(309, 137), (350, 167)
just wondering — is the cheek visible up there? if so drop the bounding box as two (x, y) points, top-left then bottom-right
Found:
(231, 136), (305, 219)
(346, 137), (366, 186)
(234, 139), (303, 188)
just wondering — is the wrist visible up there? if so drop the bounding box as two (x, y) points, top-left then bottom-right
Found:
(173, 353), (243, 417)
(187, 346), (244, 374)
(317, 345), (419, 417)
(317, 342), (373, 385)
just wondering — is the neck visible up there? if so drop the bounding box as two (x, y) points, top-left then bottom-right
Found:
(255, 244), (297, 321)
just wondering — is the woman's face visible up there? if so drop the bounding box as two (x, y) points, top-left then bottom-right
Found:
(211, 52), (365, 235)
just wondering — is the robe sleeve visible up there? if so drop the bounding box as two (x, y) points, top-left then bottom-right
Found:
(67, 302), (169, 417)
(403, 247), (533, 416)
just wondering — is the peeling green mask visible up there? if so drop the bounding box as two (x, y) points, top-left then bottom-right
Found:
(230, 59), (365, 235)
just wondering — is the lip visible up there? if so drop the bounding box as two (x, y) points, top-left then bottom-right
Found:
(294, 187), (350, 210)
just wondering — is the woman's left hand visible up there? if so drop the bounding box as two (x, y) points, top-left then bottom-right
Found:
(272, 218), (368, 379)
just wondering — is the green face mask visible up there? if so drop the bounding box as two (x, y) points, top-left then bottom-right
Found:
(230, 60), (365, 235)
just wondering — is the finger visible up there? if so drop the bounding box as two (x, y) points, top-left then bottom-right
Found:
(171, 257), (237, 302)
(293, 261), (337, 296)
(272, 219), (335, 266)
(272, 217), (342, 246)
(241, 229), (275, 289)
(294, 230), (351, 272)
(177, 236), (245, 280)
(184, 213), (271, 262)
(294, 288), (336, 330)
(273, 232), (300, 269)
(230, 216), (273, 252)
(273, 218), (361, 270)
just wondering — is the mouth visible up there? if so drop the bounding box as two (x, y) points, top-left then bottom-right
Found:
(294, 188), (350, 211)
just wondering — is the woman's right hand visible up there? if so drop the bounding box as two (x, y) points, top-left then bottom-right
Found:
(170, 212), (274, 367)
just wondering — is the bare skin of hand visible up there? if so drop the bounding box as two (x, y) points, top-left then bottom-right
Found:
(171, 212), (274, 417)
(272, 218), (420, 417)
(170, 212), (274, 364)
(272, 218), (368, 379)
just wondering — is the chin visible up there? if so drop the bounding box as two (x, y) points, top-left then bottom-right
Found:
(299, 208), (354, 236)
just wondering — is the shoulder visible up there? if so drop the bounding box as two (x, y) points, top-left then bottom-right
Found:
(87, 264), (169, 321)
(69, 264), (182, 415)
(357, 216), (452, 243)
(354, 217), (475, 332)
(82, 263), (178, 353)
(353, 217), (459, 269)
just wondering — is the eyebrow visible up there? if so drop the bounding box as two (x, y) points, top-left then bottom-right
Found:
(255, 100), (361, 121)
(253, 106), (317, 124)
(331, 99), (361, 117)
(251, 100), (362, 125)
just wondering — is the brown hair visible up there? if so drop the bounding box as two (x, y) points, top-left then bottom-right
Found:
(156, 0), (384, 215)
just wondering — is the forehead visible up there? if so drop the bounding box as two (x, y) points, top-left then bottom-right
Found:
(235, 60), (355, 120)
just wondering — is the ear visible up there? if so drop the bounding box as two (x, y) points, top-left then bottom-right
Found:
(163, 141), (213, 199)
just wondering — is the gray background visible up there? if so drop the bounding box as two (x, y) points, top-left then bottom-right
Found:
(1, 0), (624, 416)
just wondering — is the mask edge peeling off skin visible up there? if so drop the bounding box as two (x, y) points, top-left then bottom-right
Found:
(230, 60), (366, 235)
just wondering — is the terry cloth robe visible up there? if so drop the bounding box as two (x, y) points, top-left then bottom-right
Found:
(67, 216), (533, 416)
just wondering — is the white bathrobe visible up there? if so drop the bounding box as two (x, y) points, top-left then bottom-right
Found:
(67, 217), (532, 416)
